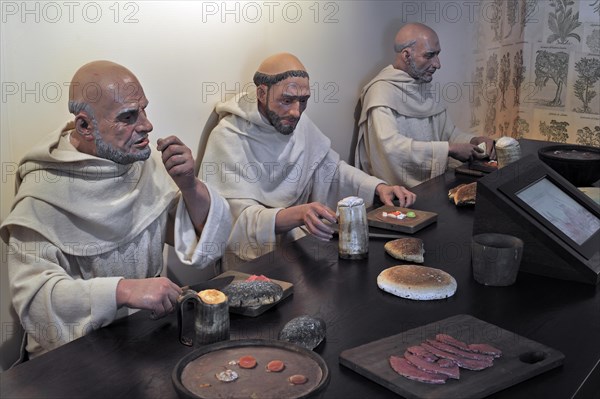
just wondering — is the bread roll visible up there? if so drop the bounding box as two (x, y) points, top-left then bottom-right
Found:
(448, 184), (466, 201)
(384, 238), (425, 263)
(377, 265), (457, 300)
(454, 182), (477, 206)
(222, 280), (283, 308)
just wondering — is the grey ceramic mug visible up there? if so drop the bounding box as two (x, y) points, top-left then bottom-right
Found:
(471, 233), (524, 286)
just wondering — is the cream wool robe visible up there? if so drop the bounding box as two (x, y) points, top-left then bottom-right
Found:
(355, 65), (474, 188)
(1, 122), (232, 358)
(201, 93), (384, 267)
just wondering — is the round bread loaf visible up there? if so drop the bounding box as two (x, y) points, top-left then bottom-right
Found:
(384, 238), (425, 263)
(222, 280), (283, 308)
(377, 265), (457, 300)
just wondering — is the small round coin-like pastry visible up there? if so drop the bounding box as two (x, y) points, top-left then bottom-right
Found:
(288, 374), (308, 385)
(266, 360), (285, 372)
(238, 355), (257, 369)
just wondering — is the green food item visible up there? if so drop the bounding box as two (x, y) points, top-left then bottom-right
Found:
(406, 211), (416, 218)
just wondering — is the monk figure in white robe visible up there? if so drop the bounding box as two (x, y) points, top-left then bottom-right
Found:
(201, 53), (416, 268)
(356, 23), (495, 188)
(1, 61), (232, 360)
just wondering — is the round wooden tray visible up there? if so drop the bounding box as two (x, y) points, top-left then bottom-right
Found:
(172, 339), (330, 399)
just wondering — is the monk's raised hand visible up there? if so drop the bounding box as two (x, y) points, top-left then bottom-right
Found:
(157, 136), (196, 191)
(376, 184), (416, 208)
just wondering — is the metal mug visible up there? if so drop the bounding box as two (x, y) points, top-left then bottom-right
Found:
(177, 289), (230, 346)
(495, 136), (522, 168)
(337, 196), (369, 259)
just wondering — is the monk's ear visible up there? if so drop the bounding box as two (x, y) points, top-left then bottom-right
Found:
(256, 84), (267, 104)
(74, 113), (94, 141)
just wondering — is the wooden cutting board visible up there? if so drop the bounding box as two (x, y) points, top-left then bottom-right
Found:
(216, 271), (294, 317)
(367, 206), (437, 234)
(339, 314), (564, 399)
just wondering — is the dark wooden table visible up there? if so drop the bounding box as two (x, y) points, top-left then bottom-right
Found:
(2, 140), (599, 399)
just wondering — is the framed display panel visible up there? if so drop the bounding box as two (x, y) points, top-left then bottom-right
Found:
(498, 169), (600, 260)
(473, 155), (600, 285)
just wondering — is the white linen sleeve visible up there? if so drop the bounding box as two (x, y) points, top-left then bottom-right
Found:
(172, 183), (232, 268)
(226, 199), (282, 262)
(438, 110), (476, 144)
(6, 226), (121, 356)
(366, 106), (450, 187)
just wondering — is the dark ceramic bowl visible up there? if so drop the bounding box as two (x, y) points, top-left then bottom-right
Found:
(172, 339), (330, 399)
(538, 145), (600, 187)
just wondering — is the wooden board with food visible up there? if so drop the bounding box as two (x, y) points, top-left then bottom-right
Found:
(367, 206), (438, 234)
(339, 314), (564, 399)
(216, 270), (294, 317)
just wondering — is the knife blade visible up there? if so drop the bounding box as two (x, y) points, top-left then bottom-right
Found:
(183, 275), (235, 292)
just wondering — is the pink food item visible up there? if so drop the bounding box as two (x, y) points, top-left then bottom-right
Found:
(389, 356), (447, 384)
(436, 358), (456, 368)
(427, 339), (495, 362)
(468, 343), (503, 358)
(421, 342), (493, 371)
(406, 345), (438, 362)
(238, 355), (257, 369)
(246, 274), (271, 282)
(404, 352), (460, 379)
(288, 374), (308, 385)
(266, 360), (285, 372)
(435, 334), (470, 351)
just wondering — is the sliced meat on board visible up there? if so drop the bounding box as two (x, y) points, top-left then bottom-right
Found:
(403, 352), (460, 379)
(468, 343), (503, 357)
(406, 345), (438, 362)
(426, 339), (495, 362)
(421, 342), (494, 371)
(389, 356), (448, 384)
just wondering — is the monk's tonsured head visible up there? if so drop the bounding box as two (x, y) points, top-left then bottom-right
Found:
(68, 60), (153, 164)
(392, 23), (441, 83)
(253, 53), (310, 135)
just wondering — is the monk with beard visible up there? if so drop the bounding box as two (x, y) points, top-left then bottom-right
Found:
(201, 53), (415, 268)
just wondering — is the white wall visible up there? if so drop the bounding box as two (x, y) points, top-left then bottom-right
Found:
(0, 0), (476, 369)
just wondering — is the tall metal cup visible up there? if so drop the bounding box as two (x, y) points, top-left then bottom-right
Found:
(337, 196), (369, 259)
(495, 136), (522, 168)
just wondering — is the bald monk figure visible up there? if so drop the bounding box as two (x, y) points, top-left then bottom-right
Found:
(1, 60), (232, 360)
(355, 23), (494, 188)
(201, 53), (416, 267)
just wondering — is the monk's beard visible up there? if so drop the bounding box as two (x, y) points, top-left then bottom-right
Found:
(266, 109), (298, 135)
(93, 127), (151, 164)
(407, 58), (434, 83)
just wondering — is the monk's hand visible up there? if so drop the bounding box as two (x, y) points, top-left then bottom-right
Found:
(157, 136), (196, 192)
(470, 136), (496, 160)
(276, 202), (337, 241)
(116, 277), (182, 320)
(449, 143), (486, 162)
(376, 184), (417, 208)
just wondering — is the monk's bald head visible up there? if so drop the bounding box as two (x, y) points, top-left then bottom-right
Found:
(67, 61), (153, 164)
(394, 23), (438, 53)
(253, 53), (309, 87)
(68, 60), (144, 114)
(253, 53), (311, 135)
(393, 23), (441, 82)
